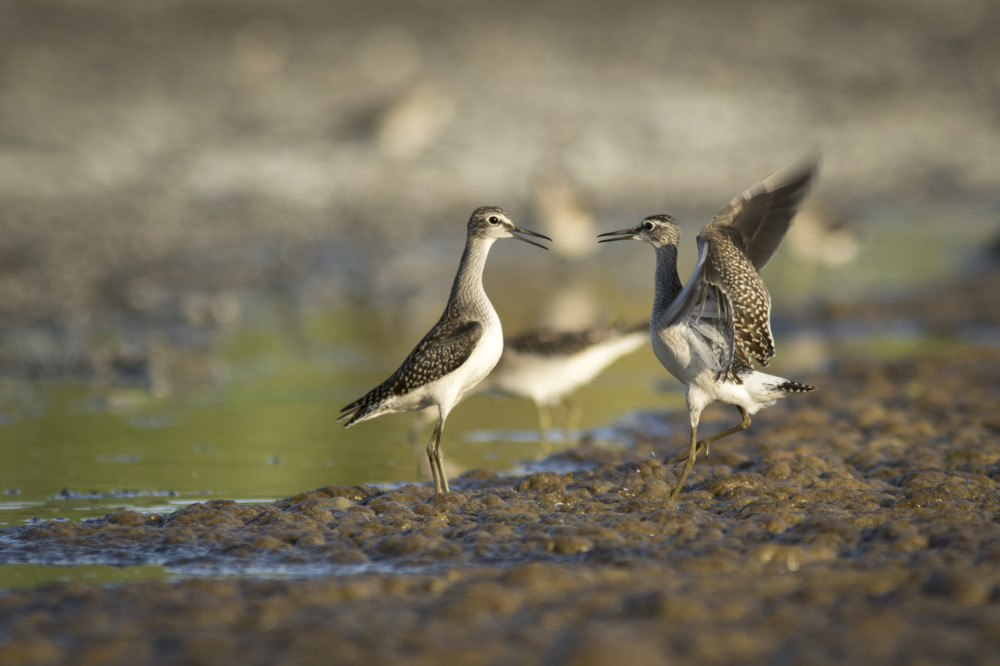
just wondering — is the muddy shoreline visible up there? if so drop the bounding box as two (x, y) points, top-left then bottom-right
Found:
(2, 346), (999, 665)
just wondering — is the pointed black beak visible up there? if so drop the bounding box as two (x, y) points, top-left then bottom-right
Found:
(597, 227), (639, 243)
(511, 225), (552, 250)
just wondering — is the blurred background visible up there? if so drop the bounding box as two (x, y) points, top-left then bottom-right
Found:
(1, 0), (998, 524)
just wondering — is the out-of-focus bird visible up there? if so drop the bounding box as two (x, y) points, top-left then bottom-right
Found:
(482, 320), (648, 438)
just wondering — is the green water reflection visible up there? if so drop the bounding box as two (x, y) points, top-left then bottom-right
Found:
(0, 314), (672, 528)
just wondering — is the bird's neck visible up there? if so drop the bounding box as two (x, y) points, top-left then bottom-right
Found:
(653, 244), (683, 315)
(448, 236), (496, 317)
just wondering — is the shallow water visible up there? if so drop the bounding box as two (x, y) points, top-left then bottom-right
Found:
(0, 323), (667, 529)
(0, 203), (994, 541)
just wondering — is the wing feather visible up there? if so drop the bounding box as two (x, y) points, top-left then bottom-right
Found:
(704, 156), (817, 270)
(339, 318), (483, 423)
(656, 156), (817, 382)
(660, 237), (746, 382)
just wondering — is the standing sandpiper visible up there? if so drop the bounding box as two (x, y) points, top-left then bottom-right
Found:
(482, 321), (648, 438)
(598, 158), (818, 499)
(339, 207), (551, 494)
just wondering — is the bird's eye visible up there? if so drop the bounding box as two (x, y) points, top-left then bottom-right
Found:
(642, 221), (654, 231)
(488, 216), (500, 225)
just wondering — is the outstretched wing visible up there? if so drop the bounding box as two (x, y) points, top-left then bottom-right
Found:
(705, 156), (817, 271)
(657, 157), (815, 380)
(339, 318), (483, 424)
(660, 237), (754, 382)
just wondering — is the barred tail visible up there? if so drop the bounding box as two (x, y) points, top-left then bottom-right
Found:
(772, 380), (816, 393)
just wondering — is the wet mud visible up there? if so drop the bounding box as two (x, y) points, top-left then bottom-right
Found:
(2, 347), (999, 665)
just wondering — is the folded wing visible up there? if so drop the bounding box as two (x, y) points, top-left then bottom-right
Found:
(339, 319), (484, 424)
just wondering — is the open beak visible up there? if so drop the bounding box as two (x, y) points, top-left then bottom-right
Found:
(510, 225), (552, 250)
(597, 226), (640, 243)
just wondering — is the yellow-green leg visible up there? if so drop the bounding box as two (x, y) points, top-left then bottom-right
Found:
(534, 401), (553, 443)
(564, 396), (582, 436)
(426, 414), (450, 494)
(670, 422), (699, 500)
(667, 406), (751, 466)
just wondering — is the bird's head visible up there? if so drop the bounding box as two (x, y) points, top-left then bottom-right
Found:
(468, 206), (551, 250)
(597, 214), (681, 249)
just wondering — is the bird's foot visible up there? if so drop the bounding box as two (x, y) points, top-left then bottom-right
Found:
(666, 440), (712, 466)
